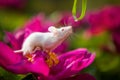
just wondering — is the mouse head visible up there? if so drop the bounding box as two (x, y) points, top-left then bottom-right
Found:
(48, 26), (72, 39)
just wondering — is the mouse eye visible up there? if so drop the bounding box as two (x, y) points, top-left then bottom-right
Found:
(62, 29), (64, 31)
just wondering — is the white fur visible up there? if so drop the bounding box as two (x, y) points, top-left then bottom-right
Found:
(14, 26), (72, 56)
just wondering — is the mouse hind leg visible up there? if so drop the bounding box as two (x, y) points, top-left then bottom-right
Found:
(32, 46), (42, 53)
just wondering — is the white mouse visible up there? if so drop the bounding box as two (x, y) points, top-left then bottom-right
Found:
(14, 26), (72, 57)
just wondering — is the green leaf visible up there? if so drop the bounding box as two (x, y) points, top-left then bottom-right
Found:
(0, 67), (25, 80)
(72, 0), (77, 19)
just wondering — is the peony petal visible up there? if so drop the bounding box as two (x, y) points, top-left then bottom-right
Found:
(51, 48), (87, 73)
(54, 42), (69, 54)
(82, 53), (96, 68)
(0, 42), (21, 66)
(24, 14), (53, 38)
(58, 12), (81, 28)
(50, 48), (95, 79)
(25, 14), (44, 31)
(7, 57), (49, 77)
(5, 32), (20, 50)
(24, 15), (44, 38)
(14, 29), (25, 48)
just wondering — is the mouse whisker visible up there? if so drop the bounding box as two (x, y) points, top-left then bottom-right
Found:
(69, 33), (80, 40)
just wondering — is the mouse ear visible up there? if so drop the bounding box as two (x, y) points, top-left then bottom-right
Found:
(48, 26), (56, 32)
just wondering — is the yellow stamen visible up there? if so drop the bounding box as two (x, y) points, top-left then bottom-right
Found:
(46, 58), (53, 67)
(25, 53), (34, 62)
(45, 52), (59, 67)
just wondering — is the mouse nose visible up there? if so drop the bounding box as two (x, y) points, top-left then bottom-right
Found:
(66, 26), (72, 30)
(67, 26), (72, 33)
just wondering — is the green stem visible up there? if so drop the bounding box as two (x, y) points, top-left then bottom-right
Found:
(72, 0), (77, 20)
(72, 0), (87, 21)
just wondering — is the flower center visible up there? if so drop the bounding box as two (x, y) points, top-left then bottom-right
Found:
(25, 53), (34, 62)
(45, 52), (59, 67)
(25, 51), (59, 67)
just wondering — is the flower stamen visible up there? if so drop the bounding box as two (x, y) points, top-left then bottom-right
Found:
(45, 52), (59, 67)
(25, 53), (34, 62)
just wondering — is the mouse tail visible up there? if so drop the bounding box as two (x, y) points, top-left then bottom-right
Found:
(14, 50), (23, 53)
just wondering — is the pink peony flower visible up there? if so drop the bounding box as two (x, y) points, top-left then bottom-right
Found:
(87, 6), (120, 35)
(0, 42), (95, 80)
(0, 14), (96, 80)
